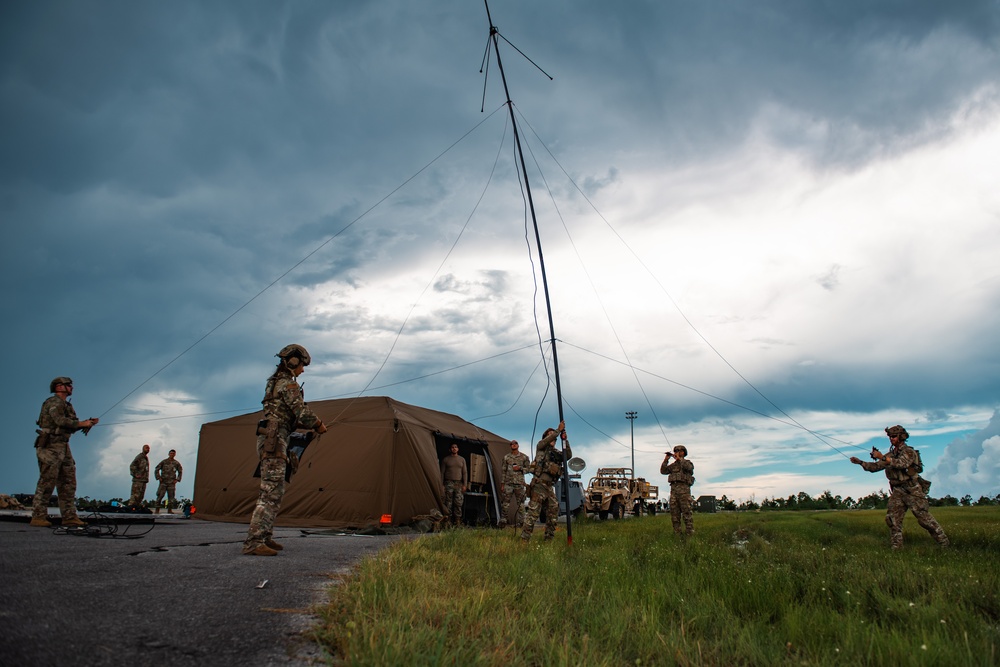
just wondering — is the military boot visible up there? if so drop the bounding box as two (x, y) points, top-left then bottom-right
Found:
(62, 517), (87, 527)
(264, 539), (284, 551)
(154, 507), (160, 514)
(242, 544), (278, 556)
(167, 508), (174, 514)
(29, 517), (52, 527)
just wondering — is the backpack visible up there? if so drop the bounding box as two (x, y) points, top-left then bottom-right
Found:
(911, 448), (931, 493)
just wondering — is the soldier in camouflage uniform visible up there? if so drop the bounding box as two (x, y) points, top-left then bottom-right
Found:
(520, 421), (570, 543)
(440, 443), (468, 527)
(851, 425), (949, 549)
(660, 445), (695, 535)
(30, 377), (99, 527)
(154, 449), (183, 513)
(498, 440), (530, 529)
(243, 344), (327, 556)
(128, 444), (151, 507)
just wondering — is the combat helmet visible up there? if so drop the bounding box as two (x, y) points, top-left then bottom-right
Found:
(885, 425), (909, 441)
(49, 376), (73, 393)
(276, 344), (311, 367)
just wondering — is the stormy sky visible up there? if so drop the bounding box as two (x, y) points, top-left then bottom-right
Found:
(2, 0), (999, 507)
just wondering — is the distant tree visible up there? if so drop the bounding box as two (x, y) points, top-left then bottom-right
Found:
(785, 494), (797, 509)
(857, 491), (888, 510)
(718, 495), (737, 511)
(934, 495), (960, 507)
(974, 496), (995, 506)
(819, 490), (839, 509)
(76, 496), (96, 511)
(960, 494), (973, 506)
(738, 499), (759, 511)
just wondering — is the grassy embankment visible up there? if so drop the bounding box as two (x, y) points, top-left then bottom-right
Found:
(312, 507), (999, 666)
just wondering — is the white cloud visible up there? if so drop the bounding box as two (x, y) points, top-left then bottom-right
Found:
(84, 391), (205, 501)
(932, 411), (1000, 498)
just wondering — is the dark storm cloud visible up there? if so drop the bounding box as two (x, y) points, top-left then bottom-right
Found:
(515, 0), (1000, 169)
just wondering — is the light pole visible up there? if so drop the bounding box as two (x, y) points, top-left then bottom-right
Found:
(625, 411), (638, 474)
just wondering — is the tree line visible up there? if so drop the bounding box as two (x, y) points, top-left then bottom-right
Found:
(715, 491), (1000, 512)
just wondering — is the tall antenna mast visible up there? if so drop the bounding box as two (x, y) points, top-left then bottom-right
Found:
(481, 1), (574, 545)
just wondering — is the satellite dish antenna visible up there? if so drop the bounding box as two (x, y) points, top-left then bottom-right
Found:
(567, 457), (586, 473)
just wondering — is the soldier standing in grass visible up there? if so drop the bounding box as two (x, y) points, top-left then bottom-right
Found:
(154, 449), (183, 513)
(30, 377), (98, 527)
(661, 445), (695, 535)
(128, 444), (150, 507)
(440, 443), (468, 527)
(498, 440), (530, 529)
(520, 421), (570, 543)
(850, 425), (949, 549)
(243, 344), (327, 556)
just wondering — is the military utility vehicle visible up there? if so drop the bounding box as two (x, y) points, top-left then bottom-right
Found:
(583, 467), (659, 519)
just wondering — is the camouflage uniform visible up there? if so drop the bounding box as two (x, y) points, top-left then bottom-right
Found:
(32, 395), (85, 522)
(661, 454), (695, 535)
(154, 456), (183, 509)
(498, 448), (530, 528)
(440, 452), (468, 527)
(242, 367), (321, 553)
(520, 428), (571, 542)
(856, 429), (948, 549)
(128, 449), (150, 506)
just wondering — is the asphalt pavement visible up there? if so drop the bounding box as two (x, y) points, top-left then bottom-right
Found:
(0, 512), (405, 666)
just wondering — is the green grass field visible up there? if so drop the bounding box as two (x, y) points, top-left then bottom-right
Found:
(312, 507), (999, 666)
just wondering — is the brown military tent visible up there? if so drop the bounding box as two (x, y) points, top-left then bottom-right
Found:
(192, 396), (512, 529)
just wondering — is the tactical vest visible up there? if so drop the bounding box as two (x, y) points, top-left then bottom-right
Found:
(537, 446), (564, 481)
(884, 444), (924, 491)
(667, 471), (695, 486)
(666, 459), (695, 486)
(259, 372), (294, 459)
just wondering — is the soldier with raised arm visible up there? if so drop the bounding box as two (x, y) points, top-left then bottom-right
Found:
(520, 420), (570, 543)
(30, 377), (98, 527)
(243, 344), (327, 556)
(661, 445), (695, 535)
(850, 425), (949, 549)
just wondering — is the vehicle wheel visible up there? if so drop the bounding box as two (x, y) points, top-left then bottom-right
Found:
(648, 504), (657, 516)
(609, 498), (624, 520)
(632, 502), (642, 517)
(599, 510), (609, 520)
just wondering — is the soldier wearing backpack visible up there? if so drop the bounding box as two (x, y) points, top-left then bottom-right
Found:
(850, 425), (949, 549)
